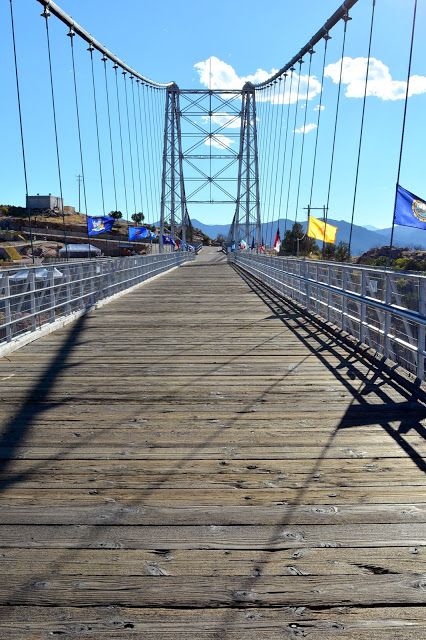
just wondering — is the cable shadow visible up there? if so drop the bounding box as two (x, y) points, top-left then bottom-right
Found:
(0, 314), (88, 487)
(213, 264), (426, 638)
(233, 265), (426, 472)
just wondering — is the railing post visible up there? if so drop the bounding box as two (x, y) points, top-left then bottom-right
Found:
(384, 273), (392, 361)
(4, 273), (12, 342)
(417, 278), (426, 380)
(360, 270), (367, 344)
(48, 267), (56, 323)
(342, 267), (348, 332)
(64, 264), (72, 316)
(29, 270), (37, 332)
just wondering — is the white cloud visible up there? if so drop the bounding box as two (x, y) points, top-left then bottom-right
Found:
(325, 56), (426, 101)
(194, 56), (321, 105)
(194, 56), (272, 90)
(204, 134), (234, 149)
(314, 104), (325, 111)
(294, 123), (317, 135)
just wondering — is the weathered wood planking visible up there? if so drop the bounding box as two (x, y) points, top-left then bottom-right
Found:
(0, 247), (425, 638)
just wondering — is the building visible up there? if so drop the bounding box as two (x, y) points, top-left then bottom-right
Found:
(26, 194), (64, 212)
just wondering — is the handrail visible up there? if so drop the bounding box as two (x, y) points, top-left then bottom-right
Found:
(231, 253), (426, 380)
(0, 253), (193, 349)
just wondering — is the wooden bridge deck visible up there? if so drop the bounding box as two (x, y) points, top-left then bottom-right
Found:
(0, 248), (425, 639)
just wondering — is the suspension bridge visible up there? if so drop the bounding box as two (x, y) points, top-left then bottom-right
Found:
(1, 0), (426, 637)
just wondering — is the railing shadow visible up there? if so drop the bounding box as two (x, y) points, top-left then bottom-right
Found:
(233, 264), (426, 472)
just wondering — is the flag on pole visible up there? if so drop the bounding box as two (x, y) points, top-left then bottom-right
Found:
(128, 226), (149, 241)
(162, 234), (176, 246)
(87, 216), (115, 237)
(251, 236), (255, 250)
(273, 227), (281, 253)
(307, 216), (338, 244)
(394, 184), (426, 230)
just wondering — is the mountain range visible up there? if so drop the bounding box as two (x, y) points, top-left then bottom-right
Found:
(191, 218), (426, 255)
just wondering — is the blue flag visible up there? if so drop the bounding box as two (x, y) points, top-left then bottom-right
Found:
(394, 184), (426, 230)
(128, 226), (149, 241)
(162, 234), (176, 246)
(87, 216), (115, 237)
(251, 236), (255, 250)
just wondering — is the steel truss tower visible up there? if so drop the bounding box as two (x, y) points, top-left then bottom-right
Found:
(232, 82), (261, 247)
(160, 82), (261, 252)
(159, 84), (186, 252)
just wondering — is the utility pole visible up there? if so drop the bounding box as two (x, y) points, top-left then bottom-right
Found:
(76, 174), (83, 213)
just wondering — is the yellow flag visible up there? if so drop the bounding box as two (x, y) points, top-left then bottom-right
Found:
(307, 216), (338, 244)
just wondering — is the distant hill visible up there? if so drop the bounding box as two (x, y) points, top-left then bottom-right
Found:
(191, 217), (426, 255)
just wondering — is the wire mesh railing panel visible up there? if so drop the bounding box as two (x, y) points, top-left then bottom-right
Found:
(0, 253), (193, 347)
(231, 253), (426, 381)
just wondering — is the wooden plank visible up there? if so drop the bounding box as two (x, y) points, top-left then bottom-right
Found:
(1, 574), (425, 607)
(2, 547), (423, 576)
(0, 249), (425, 635)
(0, 606), (425, 640)
(0, 523), (425, 549)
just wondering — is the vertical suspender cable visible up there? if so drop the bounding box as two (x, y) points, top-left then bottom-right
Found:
(276, 68), (294, 245)
(150, 87), (162, 225)
(284, 60), (303, 237)
(130, 77), (144, 217)
(269, 74), (288, 246)
(323, 14), (350, 254)
(143, 84), (156, 223)
(308, 35), (329, 209)
(261, 83), (275, 241)
(114, 65), (129, 219)
(389, 0), (418, 260)
(264, 81), (281, 245)
(136, 81), (150, 224)
(348, 0), (376, 257)
(147, 86), (159, 222)
(89, 46), (105, 215)
(123, 72), (137, 217)
(42, 8), (68, 259)
(102, 57), (118, 213)
(68, 30), (92, 257)
(294, 50), (314, 224)
(9, 0), (34, 263)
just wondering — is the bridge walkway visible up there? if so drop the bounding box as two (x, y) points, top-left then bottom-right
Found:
(0, 247), (425, 638)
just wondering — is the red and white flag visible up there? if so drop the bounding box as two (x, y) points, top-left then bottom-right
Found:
(273, 228), (281, 253)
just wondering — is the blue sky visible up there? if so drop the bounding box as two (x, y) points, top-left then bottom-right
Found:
(1, 0), (425, 233)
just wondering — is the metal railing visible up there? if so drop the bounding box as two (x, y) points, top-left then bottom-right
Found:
(0, 253), (193, 346)
(231, 253), (426, 381)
